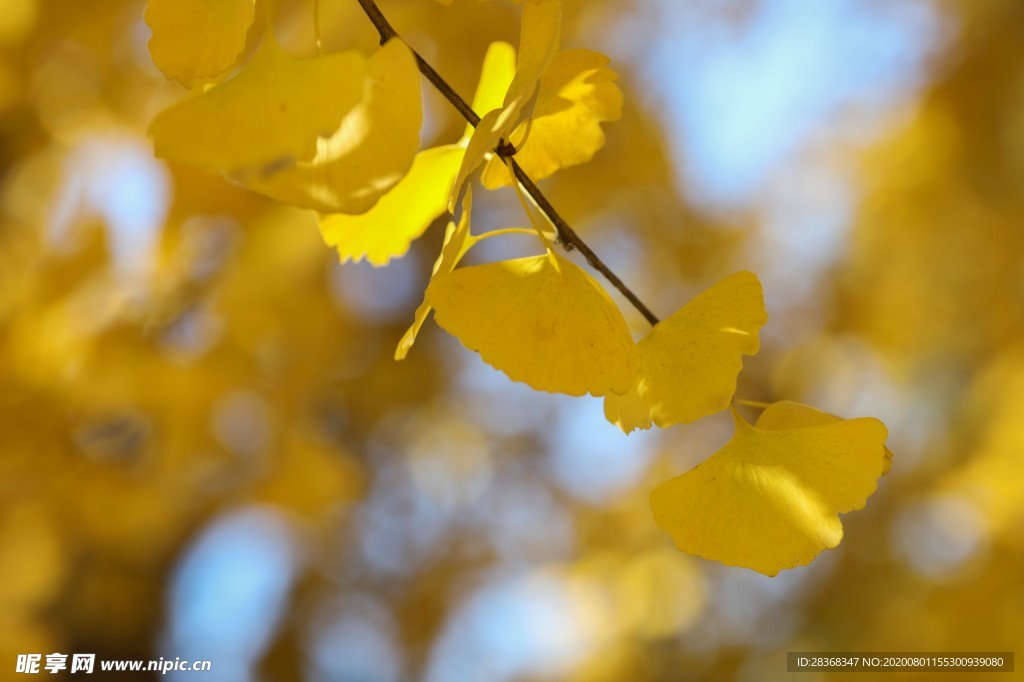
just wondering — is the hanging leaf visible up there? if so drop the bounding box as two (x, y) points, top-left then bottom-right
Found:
(242, 39), (423, 214)
(754, 400), (894, 475)
(426, 250), (638, 396)
(149, 39), (365, 175)
(651, 405), (890, 576)
(317, 41), (515, 265)
(467, 41), (518, 135)
(449, 0), (561, 210)
(503, 0), (562, 118)
(319, 145), (463, 266)
(482, 49), (623, 188)
(396, 188), (477, 360)
(605, 271), (767, 433)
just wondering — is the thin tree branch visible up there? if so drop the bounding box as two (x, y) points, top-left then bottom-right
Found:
(509, 163), (660, 325)
(355, 0), (480, 126)
(355, 0), (661, 326)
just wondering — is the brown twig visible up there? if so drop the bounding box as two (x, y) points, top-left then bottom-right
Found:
(355, 0), (661, 326)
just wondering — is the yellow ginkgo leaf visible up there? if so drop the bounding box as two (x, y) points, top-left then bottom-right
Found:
(395, 188), (476, 360)
(146, 0), (255, 87)
(426, 251), (638, 396)
(481, 49), (623, 188)
(754, 400), (894, 475)
(149, 39), (365, 176)
(316, 41), (514, 266)
(449, 0), (561, 210)
(605, 271), (767, 433)
(319, 145), (462, 266)
(651, 406), (890, 576)
(503, 0), (562, 117)
(466, 41), (517, 139)
(241, 39), (422, 214)
(450, 107), (506, 211)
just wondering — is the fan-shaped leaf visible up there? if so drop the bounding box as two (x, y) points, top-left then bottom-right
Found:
(651, 405), (890, 576)
(605, 271), (767, 432)
(426, 251), (638, 396)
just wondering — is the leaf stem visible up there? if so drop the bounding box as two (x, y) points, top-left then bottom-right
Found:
(355, 0), (481, 127)
(505, 158), (555, 253)
(473, 227), (540, 242)
(354, 0), (661, 325)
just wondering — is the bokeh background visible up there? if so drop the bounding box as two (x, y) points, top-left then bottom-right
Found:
(1, 0), (1022, 680)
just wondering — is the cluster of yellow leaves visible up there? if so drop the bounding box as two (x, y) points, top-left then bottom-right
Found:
(480, 49), (623, 188)
(449, 0), (561, 210)
(143, 0), (890, 577)
(319, 40), (517, 265)
(148, 14), (421, 214)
